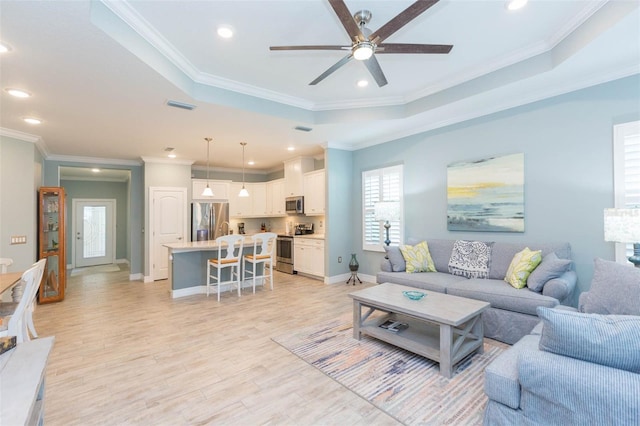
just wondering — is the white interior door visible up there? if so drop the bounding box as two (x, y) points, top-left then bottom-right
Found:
(151, 189), (186, 281)
(74, 199), (116, 268)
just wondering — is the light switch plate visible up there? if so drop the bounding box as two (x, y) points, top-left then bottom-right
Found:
(10, 236), (27, 244)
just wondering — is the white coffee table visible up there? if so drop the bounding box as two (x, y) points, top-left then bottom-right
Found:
(349, 282), (490, 378)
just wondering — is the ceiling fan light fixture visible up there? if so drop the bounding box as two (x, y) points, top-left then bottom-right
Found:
(353, 42), (374, 61)
(506, 0), (528, 11)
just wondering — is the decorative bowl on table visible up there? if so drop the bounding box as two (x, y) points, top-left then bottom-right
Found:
(403, 290), (426, 300)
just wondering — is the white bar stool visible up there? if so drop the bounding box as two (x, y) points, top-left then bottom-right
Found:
(207, 235), (244, 301)
(243, 232), (277, 293)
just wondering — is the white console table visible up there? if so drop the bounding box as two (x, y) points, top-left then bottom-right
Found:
(0, 337), (55, 425)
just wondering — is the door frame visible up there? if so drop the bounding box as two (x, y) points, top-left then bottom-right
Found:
(71, 198), (117, 269)
(148, 187), (188, 282)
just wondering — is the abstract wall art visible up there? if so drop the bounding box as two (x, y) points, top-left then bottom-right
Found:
(447, 153), (524, 232)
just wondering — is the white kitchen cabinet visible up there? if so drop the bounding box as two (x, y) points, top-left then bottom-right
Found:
(229, 182), (267, 217)
(294, 237), (324, 278)
(303, 169), (325, 216)
(251, 182), (268, 216)
(266, 179), (285, 216)
(192, 179), (230, 201)
(229, 182), (252, 217)
(283, 157), (314, 197)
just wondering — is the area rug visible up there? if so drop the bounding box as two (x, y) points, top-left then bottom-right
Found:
(70, 264), (121, 276)
(272, 318), (504, 425)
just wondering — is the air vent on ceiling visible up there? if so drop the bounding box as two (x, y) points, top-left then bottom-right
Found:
(166, 100), (196, 111)
(294, 125), (313, 132)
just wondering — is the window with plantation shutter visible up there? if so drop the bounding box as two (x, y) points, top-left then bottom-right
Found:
(362, 165), (403, 251)
(613, 121), (640, 263)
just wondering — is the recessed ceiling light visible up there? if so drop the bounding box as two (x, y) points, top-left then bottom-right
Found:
(0, 42), (11, 53)
(168, 152), (177, 159)
(5, 88), (31, 98)
(506, 0), (528, 11)
(357, 79), (369, 88)
(248, 161), (255, 166)
(217, 26), (234, 39)
(287, 146), (295, 152)
(165, 147), (176, 158)
(23, 117), (41, 125)
(91, 168), (101, 173)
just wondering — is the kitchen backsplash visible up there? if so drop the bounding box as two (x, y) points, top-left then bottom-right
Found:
(229, 216), (324, 235)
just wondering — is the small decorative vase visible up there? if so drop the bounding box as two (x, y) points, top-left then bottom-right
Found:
(349, 253), (359, 272)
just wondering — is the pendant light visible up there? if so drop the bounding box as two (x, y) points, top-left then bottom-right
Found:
(201, 137), (214, 197)
(238, 142), (249, 197)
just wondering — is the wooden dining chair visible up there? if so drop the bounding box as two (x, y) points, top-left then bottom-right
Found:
(0, 259), (45, 343)
(243, 233), (277, 294)
(207, 235), (244, 301)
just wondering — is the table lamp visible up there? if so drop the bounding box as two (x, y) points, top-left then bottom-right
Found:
(604, 208), (640, 267)
(375, 201), (400, 246)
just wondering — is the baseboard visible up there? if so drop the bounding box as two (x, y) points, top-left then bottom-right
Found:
(116, 259), (129, 265)
(129, 273), (143, 281)
(324, 273), (376, 285)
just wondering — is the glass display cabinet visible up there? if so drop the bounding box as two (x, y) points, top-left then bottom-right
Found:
(38, 187), (66, 303)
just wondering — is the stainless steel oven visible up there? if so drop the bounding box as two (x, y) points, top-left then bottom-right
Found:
(276, 235), (295, 274)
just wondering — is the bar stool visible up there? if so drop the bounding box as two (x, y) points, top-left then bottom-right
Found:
(207, 235), (244, 301)
(0, 259), (45, 343)
(243, 232), (277, 293)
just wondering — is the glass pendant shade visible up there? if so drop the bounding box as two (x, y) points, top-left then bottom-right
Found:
(238, 142), (249, 197)
(202, 137), (214, 197)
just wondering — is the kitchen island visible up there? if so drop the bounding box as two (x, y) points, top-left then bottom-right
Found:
(164, 237), (265, 298)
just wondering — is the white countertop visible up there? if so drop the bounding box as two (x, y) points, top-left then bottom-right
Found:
(164, 237), (256, 252)
(294, 234), (325, 240)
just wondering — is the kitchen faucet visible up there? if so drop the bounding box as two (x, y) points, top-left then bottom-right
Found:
(220, 221), (230, 235)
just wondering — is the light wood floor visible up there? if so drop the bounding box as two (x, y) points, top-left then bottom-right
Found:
(34, 266), (400, 425)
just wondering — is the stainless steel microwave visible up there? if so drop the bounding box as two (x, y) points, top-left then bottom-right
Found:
(285, 196), (304, 214)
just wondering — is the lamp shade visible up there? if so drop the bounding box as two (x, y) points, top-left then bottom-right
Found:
(374, 201), (400, 222)
(604, 208), (640, 242)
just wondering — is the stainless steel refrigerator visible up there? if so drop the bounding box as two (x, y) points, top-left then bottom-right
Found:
(191, 202), (230, 241)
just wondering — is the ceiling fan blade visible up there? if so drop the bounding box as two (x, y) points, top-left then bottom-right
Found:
(328, 0), (365, 42)
(370, 0), (440, 44)
(270, 45), (347, 51)
(309, 54), (354, 85)
(364, 55), (388, 87)
(376, 43), (453, 54)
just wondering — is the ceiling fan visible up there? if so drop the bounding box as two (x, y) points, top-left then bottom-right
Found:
(269, 0), (453, 87)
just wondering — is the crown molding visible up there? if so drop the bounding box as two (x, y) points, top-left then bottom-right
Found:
(47, 154), (143, 166)
(141, 156), (194, 165)
(0, 127), (49, 158)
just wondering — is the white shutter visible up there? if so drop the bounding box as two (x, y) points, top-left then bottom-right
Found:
(613, 121), (640, 262)
(362, 165), (403, 251)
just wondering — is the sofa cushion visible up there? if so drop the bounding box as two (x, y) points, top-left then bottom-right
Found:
(504, 248), (542, 289)
(399, 241), (436, 273)
(484, 334), (540, 409)
(422, 239), (455, 273)
(538, 307), (640, 373)
(488, 242), (571, 280)
(383, 246), (406, 272)
(527, 252), (572, 292)
(448, 240), (493, 278)
(579, 257), (640, 315)
(446, 279), (558, 315)
(376, 271), (461, 293)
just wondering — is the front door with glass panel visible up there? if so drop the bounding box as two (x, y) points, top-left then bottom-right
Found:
(74, 199), (116, 268)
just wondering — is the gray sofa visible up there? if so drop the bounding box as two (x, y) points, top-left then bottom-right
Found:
(377, 239), (577, 344)
(483, 258), (640, 424)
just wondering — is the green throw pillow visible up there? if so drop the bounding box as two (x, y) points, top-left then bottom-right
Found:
(399, 241), (436, 273)
(504, 247), (542, 289)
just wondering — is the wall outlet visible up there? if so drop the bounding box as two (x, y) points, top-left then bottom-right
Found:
(338, 256), (342, 263)
(10, 236), (27, 244)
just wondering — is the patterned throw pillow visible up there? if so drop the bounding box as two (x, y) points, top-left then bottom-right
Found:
(399, 241), (436, 273)
(448, 240), (493, 279)
(504, 247), (542, 289)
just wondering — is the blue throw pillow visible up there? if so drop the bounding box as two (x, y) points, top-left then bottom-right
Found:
(383, 245), (406, 272)
(537, 307), (640, 373)
(526, 252), (571, 292)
